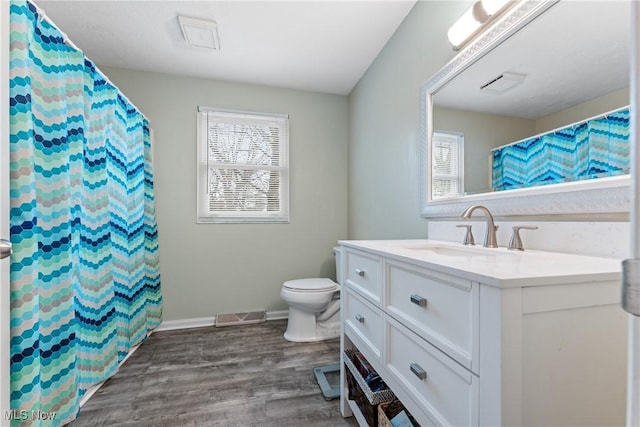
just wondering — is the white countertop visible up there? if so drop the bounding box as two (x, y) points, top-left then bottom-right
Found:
(338, 239), (622, 288)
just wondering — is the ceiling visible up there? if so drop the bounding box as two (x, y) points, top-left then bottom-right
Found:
(37, 0), (417, 95)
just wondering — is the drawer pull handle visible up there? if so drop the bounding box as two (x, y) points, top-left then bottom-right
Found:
(410, 294), (427, 308)
(355, 269), (366, 277)
(410, 363), (427, 380)
(355, 314), (365, 323)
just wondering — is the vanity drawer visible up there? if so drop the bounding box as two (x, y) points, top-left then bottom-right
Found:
(343, 287), (383, 361)
(385, 316), (478, 427)
(386, 260), (478, 371)
(344, 248), (383, 305)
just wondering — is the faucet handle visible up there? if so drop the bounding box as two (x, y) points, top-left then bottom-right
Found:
(508, 226), (538, 251)
(456, 224), (475, 246)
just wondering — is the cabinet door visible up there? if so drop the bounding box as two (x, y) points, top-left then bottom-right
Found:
(385, 316), (479, 427)
(386, 260), (479, 371)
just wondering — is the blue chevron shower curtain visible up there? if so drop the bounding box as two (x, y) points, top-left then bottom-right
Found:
(492, 108), (630, 191)
(8, 1), (162, 425)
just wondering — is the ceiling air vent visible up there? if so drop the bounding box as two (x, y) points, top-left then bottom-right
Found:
(178, 16), (220, 50)
(480, 72), (525, 94)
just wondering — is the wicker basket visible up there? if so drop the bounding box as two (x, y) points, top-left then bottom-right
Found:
(378, 399), (420, 427)
(344, 349), (396, 426)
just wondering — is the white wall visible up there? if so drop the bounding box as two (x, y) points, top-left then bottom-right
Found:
(100, 66), (348, 321)
(348, 1), (629, 259)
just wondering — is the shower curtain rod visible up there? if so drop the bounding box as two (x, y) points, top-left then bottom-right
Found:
(29, 0), (150, 123)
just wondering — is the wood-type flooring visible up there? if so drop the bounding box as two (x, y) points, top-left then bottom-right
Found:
(68, 320), (358, 427)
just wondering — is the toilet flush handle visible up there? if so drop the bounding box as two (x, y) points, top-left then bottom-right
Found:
(355, 269), (365, 277)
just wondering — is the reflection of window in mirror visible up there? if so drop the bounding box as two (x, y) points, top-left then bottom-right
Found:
(432, 131), (464, 199)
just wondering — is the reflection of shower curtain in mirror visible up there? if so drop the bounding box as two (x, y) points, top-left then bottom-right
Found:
(9, 1), (162, 425)
(492, 108), (630, 191)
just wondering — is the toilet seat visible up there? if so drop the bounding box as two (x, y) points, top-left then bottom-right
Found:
(283, 278), (337, 292)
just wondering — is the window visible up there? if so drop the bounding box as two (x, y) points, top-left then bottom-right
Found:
(197, 107), (289, 223)
(431, 131), (464, 199)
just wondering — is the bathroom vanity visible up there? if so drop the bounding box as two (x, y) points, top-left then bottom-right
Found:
(339, 240), (627, 426)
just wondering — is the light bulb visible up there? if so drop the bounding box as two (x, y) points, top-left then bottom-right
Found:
(447, 7), (482, 49)
(481, 0), (511, 16)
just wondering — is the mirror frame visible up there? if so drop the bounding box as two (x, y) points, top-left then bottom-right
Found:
(419, 0), (630, 218)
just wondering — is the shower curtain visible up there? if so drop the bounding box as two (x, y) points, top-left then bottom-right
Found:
(9, 1), (162, 425)
(491, 108), (630, 191)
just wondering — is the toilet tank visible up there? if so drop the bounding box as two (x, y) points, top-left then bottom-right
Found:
(333, 246), (342, 285)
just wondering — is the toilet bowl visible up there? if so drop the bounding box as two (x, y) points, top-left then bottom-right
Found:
(280, 247), (342, 342)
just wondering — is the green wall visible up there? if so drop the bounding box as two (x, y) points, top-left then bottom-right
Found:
(347, 1), (471, 239)
(101, 66), (349, 321)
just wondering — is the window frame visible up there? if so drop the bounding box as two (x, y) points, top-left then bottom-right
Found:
(196, 107), (290, 223)
(431, 130), (464, 199)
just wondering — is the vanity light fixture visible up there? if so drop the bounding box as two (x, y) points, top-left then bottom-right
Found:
(178, 15), (220, 50)
(480, 72), (526, 94)
(447, 0), (512, 50)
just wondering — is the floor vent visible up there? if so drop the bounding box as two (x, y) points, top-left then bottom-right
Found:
(215, 310), (266, 327)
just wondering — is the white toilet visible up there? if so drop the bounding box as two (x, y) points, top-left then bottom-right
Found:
(280, 247), (342, 342)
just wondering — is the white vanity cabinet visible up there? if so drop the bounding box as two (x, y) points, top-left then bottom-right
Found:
(339, 240), (627, 427)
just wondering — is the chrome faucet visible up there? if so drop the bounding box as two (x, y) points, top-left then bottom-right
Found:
(461, 205), (498, 248)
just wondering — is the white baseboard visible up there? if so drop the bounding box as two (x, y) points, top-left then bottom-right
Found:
(155, 310), (289, 332)
(266, 309), (289, 321)
(154, 316), (215, 332)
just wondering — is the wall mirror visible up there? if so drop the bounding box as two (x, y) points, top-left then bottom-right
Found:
(420, 0), (631, 218)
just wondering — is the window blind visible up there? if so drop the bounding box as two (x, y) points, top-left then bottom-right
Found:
(197, 108), (289, 223)
(432, 131), (464, 199)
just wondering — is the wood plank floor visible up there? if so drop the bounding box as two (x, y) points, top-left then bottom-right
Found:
(69, 320), (358, 427)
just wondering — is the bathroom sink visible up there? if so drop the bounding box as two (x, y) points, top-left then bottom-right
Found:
(398, 242), (512, 257)
(410, 245), (484, 256)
